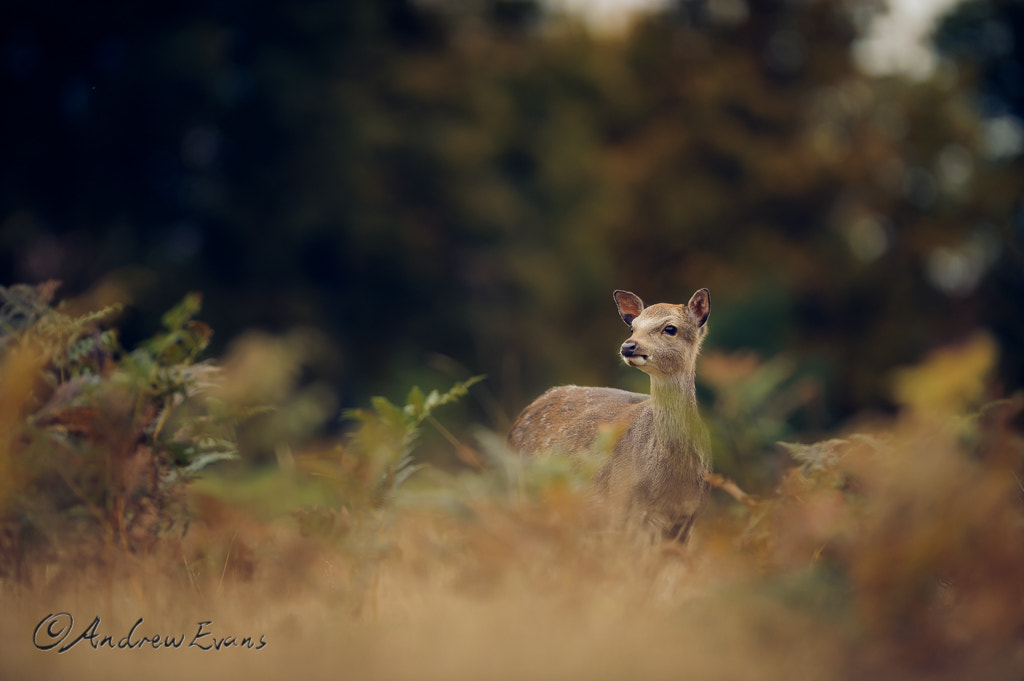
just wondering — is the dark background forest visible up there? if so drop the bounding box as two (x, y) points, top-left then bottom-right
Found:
(2, 0), (1023, 474)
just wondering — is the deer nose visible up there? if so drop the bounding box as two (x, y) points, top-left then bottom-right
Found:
(621, 340), (639, 357)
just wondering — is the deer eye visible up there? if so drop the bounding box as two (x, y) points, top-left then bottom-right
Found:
(663, 325), (677, 336)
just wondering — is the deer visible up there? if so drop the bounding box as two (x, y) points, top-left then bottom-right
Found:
(507, 289), (712, 543)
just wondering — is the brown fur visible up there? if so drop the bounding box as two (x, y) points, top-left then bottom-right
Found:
(508, 289), (712, 542)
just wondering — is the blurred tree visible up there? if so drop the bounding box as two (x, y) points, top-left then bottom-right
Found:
(933, 0), (1024, 393)
(935, 0), (1024, 119)
(1, 0), (1021, 463)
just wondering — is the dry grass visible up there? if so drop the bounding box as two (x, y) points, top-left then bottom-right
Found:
(0, 290), (1021, 681)
(0, 498), (847, 681)
(4, 402), (1023, 681)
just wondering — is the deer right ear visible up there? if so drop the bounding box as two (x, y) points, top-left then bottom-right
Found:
(687, 288), (710, 327)
(613, 290), (645, 326)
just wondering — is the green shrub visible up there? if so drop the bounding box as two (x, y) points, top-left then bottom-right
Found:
(0, 282), (238, 577)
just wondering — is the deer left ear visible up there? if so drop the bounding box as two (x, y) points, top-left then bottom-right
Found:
(613, 290), (645, 326)
(687, 288), (710, 327)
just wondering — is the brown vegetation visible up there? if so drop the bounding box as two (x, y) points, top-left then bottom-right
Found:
(1, 287), (1022, 681)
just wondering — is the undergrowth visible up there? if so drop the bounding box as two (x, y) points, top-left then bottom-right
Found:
(1, 285), (1022, 681)
(0, 282), (239, 578)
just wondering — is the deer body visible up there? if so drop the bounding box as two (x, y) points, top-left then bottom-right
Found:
(508, 289), (712, 542)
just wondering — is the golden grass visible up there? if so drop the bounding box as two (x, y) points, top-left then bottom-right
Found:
(1, 300), (1021, 681)
(0, 501), (847, 681)
(4, 401), (1023, 681)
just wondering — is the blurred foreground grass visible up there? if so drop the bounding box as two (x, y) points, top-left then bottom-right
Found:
(0, 283), (1022, 681)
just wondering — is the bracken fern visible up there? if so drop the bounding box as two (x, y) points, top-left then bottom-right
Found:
(0, 282), (238, 579)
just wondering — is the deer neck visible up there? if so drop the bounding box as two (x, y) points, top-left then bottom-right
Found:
(648, 370), (700, 443)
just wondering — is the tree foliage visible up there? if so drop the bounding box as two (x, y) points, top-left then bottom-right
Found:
(2, 0), (1021, 439)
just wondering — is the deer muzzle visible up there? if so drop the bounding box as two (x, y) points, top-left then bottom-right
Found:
(620, 340), (648, 365)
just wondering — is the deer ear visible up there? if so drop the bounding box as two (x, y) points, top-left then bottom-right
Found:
(687, 288), (710, 327)
(613, 290), (644, 326)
